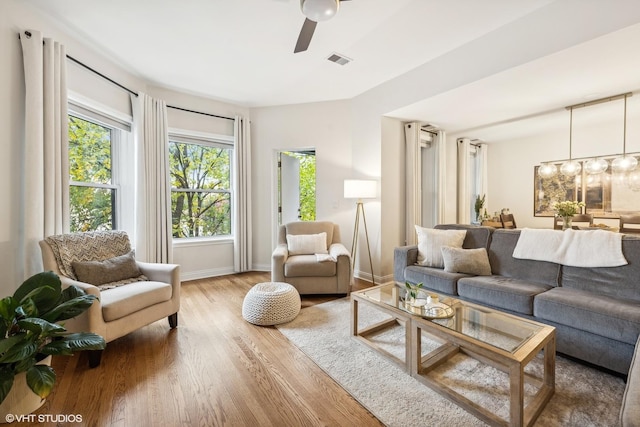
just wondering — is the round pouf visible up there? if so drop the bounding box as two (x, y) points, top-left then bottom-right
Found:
(242, 282), (301, 326)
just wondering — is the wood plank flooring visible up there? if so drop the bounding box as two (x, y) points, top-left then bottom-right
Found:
(30, 272), (382, 426)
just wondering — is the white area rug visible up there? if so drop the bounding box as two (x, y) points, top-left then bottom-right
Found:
(277, 298), (626, 427)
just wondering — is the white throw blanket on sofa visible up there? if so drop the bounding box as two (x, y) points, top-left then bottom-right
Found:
(512, 228), (627, 267)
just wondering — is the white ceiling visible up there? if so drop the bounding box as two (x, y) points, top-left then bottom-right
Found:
(23, 0), (640, 143)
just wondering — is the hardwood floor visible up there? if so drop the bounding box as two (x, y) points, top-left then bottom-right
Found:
(32, 272), (382, 426)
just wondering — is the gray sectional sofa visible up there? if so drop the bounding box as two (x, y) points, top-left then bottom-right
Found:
(394, 224), (640, 426)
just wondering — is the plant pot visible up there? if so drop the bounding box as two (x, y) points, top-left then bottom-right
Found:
(0, 356), (51, 423)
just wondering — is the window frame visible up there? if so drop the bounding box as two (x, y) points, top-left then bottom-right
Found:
(168, 129), (234, 241)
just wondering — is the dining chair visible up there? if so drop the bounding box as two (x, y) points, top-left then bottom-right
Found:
(500, 213), (517, 229)
(554, 213), (594, 230)
(619, 214), (640, 234)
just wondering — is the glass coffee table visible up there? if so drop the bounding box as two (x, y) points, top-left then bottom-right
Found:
(350, 283), (555, 427)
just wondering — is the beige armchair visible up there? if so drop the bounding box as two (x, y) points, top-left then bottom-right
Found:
(39, 230), (180, 367)
(271, 221), (351, 295)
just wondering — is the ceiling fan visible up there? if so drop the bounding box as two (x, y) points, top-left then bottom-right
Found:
(294, 0), (352, 53)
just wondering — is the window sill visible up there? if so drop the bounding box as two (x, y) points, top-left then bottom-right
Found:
(173, 236), (234, 248)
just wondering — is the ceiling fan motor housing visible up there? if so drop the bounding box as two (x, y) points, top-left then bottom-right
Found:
(301, 0), (339, 22)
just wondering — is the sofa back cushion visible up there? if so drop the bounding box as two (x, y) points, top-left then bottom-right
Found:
(561, 235), (640, 302)
(488, 229), (560, 286)
(434, 224), (493, 250)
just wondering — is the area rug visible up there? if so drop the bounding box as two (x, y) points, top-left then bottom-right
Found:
(276, 298), (626, 426)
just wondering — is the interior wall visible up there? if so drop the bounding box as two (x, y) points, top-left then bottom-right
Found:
(484, 106), (640, 230)
(250, 100), (353, 272)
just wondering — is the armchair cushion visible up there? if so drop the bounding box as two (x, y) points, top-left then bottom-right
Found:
(285, 255), (337, 277)
(45, 231), (132, 280)
(286, 232), (328, 255)
(72, 252), (148, 289)
(101, 281), (173, 322)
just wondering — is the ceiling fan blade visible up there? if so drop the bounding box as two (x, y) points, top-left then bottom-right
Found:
(294, 18), (317, 53)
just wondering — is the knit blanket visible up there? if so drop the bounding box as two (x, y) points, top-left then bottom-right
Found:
(512, 228), (627, 267)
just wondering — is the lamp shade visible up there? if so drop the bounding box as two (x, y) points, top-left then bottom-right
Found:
(344, 179), (377, 199)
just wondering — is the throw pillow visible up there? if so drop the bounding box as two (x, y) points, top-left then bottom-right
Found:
(415, 225), (467, 268)
(287, 232), (328, 255)
(441, 247), (492, 276)
(72, 251), (146, 287)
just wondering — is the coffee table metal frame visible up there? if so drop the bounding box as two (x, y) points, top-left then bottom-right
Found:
(350, 283), (556, 427)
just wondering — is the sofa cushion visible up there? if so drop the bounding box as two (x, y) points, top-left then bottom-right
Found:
(72, 252), (146, 288)
(488, 230), (560, 287)
(534, 287), (640, 345)
(458, 276), (552, 315)
(442, 247), (492, 276)
(285, 255), (336, 277)
(404, 265), (470, 295)
(561, 235), (640, 303)
(415, 226), (466, 268)
(286, 232), (328, 255)
(100, 281), (172, 322)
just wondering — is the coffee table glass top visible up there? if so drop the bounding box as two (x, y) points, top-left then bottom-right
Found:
(357, 283), (544, 353)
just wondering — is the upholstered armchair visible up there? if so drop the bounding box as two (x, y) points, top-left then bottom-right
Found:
(39, 231), (180, 367)
(271, 221), (351, 295)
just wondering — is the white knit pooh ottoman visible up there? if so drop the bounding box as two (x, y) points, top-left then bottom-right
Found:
(242, 282), (301, 326)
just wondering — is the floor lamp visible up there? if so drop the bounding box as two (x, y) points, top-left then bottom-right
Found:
(344, 179), (377, 285)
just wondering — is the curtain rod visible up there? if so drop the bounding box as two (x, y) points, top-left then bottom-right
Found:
(66, 55), (235, 121)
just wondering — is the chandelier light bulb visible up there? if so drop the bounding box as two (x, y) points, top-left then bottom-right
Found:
(538, 163), (557, 178)
(584, 158), (609, 174)
(611, 155), (638, 173)
(560, 160), (582, 177)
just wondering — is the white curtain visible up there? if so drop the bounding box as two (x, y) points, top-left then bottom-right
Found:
(457, 138), (472, 224)
(20, 30), (69, 279)
(233, 116), (252, 272)
(131, 92), (172, 263)
(404, 123), (421, 245)
(458, 139), (489, 223)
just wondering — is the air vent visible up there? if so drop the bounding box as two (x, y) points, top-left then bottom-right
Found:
(327, 52), (352, 66)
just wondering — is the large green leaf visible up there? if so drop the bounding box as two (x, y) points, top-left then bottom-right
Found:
(63, 332), (106, 351)
(19, 297), (38, 318)
(59, 285), (86, 303)
(41, 294), (97, 322)
(0, 334), (26, 357)
(0, 297), (17, 322)
(26, 365), (55, 399)
(39, 340), (73, 356)
(0, 341), (37, 363)
(14, 272), (61, 312)
(0, 368), (14, 405)
(17, 318), (65, 336)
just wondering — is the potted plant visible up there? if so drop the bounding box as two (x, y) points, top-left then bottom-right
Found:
(404, 281), (423, 306)
(0, 271), (105, 418)
(474, 194), (486, 223)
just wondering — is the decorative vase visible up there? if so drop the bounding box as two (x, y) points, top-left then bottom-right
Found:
(562, 215), (573, 230)
(0, 356), (51, 423)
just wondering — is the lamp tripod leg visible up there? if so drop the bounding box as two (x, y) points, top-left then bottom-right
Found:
(359, 203), (375, 286)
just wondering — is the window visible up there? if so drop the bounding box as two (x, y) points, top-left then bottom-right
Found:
(169, 134), (232, 238)
(68, 114), (117, 232)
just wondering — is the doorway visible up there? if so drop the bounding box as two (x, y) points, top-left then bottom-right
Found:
(277, 150), (316, 225)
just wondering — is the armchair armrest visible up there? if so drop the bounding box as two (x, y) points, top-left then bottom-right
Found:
(271, 244), (289, 282)
(394, 245), (419, 282)
(137, 262), (181, 303)
(329, 243), (350, 260)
